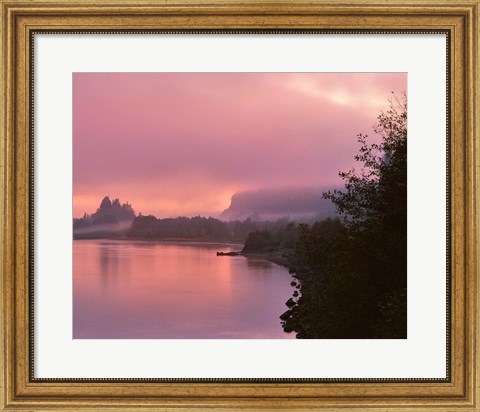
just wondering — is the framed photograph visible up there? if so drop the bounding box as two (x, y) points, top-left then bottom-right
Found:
(1, 0), (478, 410)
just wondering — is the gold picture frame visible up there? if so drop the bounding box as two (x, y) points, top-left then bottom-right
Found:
(1, 0), (478, 410)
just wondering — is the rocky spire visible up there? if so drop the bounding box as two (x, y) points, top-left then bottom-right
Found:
(99, 196), (112, 211)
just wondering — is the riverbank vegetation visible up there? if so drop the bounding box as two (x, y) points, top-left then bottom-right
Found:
(127, 215), (300, 244)
(241, 96), (407, 338)
(74, 203), (305, 243)
(278, 95), (407, 338)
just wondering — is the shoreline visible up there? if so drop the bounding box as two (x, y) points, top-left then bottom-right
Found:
(243, 252), (290, 268)
(73, 237), (244, 247)
(73, 238), (292, 268)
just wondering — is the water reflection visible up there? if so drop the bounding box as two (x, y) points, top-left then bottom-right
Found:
(73, 240), (295, 339)
(245, 257), (274, 271)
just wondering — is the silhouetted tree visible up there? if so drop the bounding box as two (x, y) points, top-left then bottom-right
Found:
(284, 94), (407, 339)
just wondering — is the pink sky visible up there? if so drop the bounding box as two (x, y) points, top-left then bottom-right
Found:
(73, 73), (406, 218)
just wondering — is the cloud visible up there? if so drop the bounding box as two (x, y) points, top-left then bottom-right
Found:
(73, 73), (406, 217)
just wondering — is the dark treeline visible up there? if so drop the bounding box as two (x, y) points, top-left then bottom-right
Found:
(73, 196), (307, 243)
(277, 95), (407, 339)
(127, 215), (299, 244)
(239, 222), (299, 266)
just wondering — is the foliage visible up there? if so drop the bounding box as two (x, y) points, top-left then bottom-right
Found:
(127, 214), (301, 244)
(242, 222), (298, 254)
(283, 95), (407, 339)
(128, 215), (231, 241)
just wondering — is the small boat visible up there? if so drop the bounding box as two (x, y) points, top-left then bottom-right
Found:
(216, 251), (243, 256)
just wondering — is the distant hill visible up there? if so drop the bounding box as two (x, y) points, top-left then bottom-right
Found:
(73, 196), (135, 238)
(219, 187), (337, 222)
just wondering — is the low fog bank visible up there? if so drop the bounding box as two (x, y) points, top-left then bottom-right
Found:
(219, 187), (338, 222)
(73, 187), (341, 241)
(73, 220), (133, 237)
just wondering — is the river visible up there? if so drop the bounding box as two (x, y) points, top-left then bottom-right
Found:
(73, 240), (295, 339)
